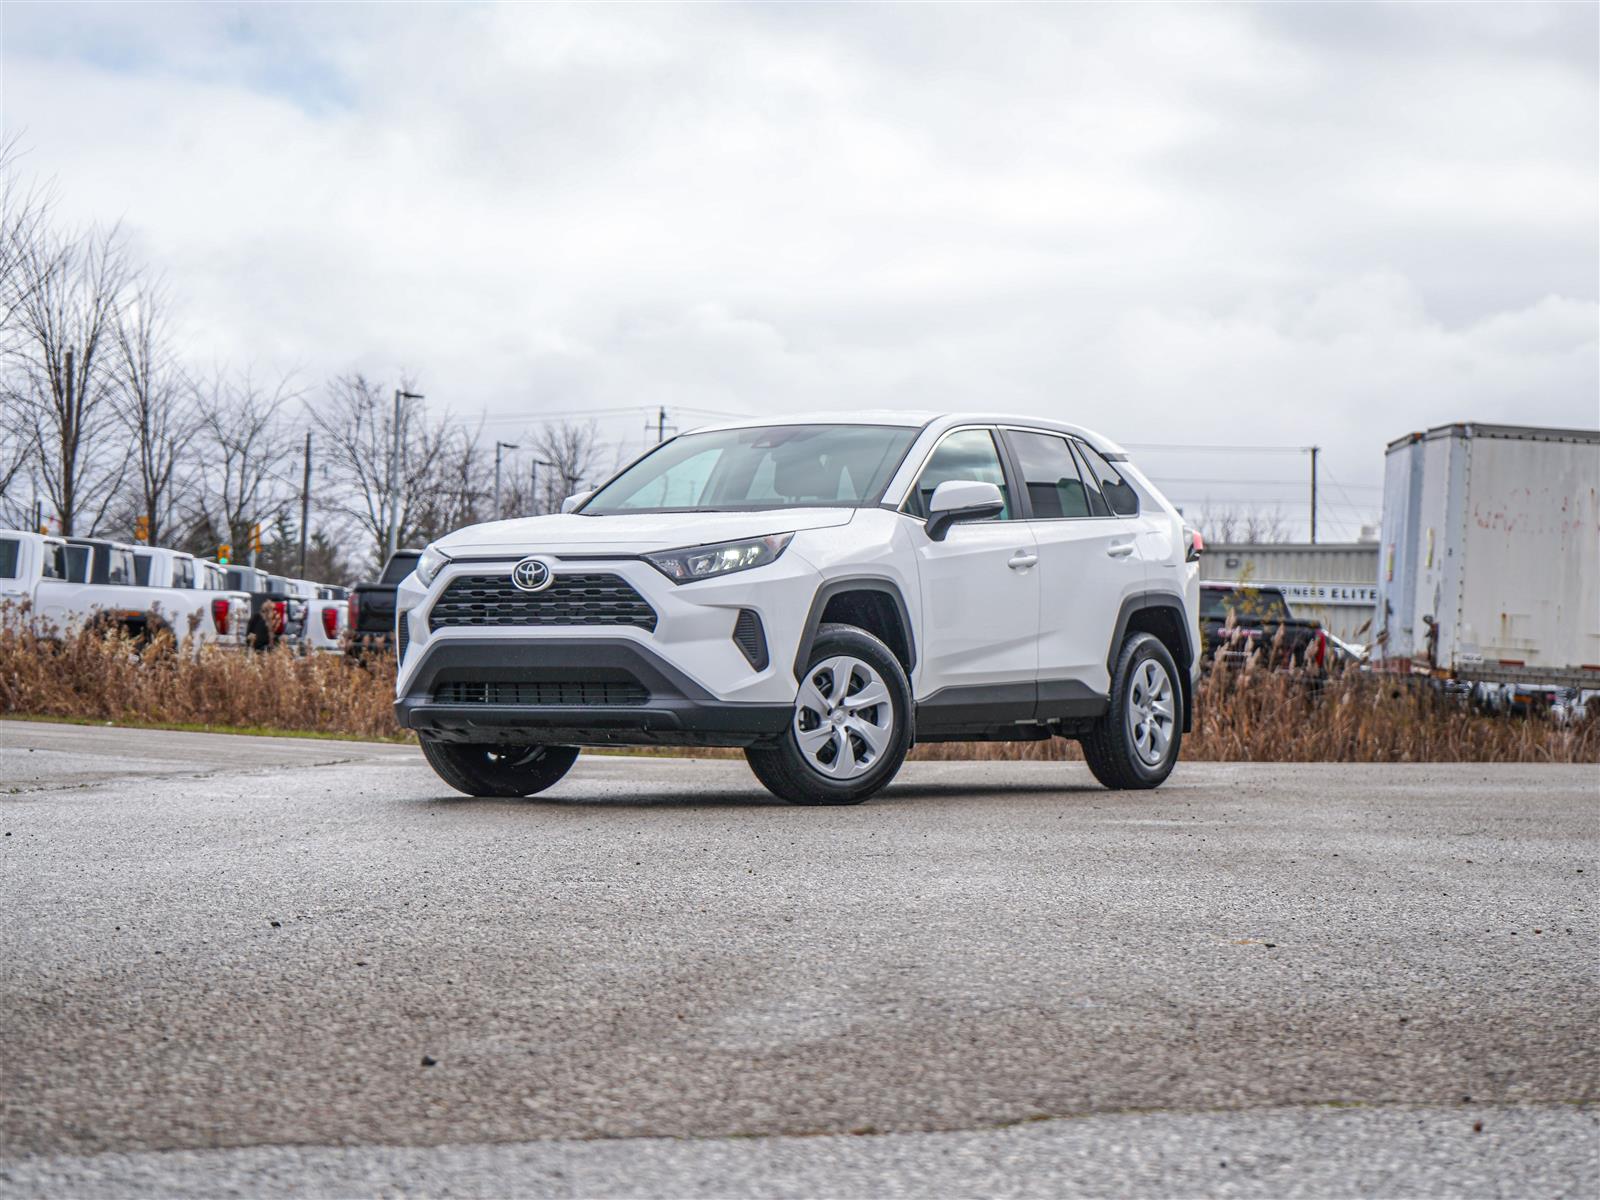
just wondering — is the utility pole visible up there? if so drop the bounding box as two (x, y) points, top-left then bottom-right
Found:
(388, 389), (424, 558)
(61, 348), (73, 536)
(657, 406), (667, 444)
(494, 441), (519, 519)
(1308, 445), (1320, 545)
(298, 430), (313, 576)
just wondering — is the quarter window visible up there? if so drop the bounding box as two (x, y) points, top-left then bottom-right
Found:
(1074, 442), (1140, 517)
(108, 549), (136, 585)
(903, 429), (1012, 521)
(0, 538), (18, 579)
(1007, 431), (1094, 519)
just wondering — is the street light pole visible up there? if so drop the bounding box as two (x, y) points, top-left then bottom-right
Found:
(494, 441), (520, 519)
(531, 458), (557, 515)
(389, 389), (424, 559)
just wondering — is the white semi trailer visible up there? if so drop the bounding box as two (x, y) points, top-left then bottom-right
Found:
(1375, 422), (1599, 709)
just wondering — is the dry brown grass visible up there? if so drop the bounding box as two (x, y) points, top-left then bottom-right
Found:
(912, 668), (1600, 763)
(2, 614), (1594, 762)
(0, 616), (400, 740)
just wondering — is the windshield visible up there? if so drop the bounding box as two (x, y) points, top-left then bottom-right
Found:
(1201, 587), (1290, 623)
(582, 424), (920, 515)
(380, 553), (420, 584)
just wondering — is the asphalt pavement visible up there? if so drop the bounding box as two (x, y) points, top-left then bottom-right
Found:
(1, 719), (1596, 1197)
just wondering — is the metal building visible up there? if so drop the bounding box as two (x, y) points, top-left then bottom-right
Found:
(1200, 542), (1380, 646)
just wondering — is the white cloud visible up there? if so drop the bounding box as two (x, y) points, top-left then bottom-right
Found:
(1, 1), (1593, 536)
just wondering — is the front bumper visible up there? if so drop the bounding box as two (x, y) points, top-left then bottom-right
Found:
(394, 636), (791, 747)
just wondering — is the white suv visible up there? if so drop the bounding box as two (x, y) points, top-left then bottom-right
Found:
(395, 413), (1201, 805)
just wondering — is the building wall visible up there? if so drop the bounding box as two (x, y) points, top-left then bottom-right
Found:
(1201, 542), (1380, 645)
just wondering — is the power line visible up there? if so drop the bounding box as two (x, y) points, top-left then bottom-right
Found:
(1148, 475), (1382, 490)
(1123, 443), (1311, 454)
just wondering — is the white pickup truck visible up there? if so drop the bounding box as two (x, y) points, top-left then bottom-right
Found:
(1, 531), (156, 638)
(298, 580), (349, 654)
(0, 530), (244, 650)
(132, 545), (249, 649)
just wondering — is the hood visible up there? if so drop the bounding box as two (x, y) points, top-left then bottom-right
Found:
(434, 507), (857, 558)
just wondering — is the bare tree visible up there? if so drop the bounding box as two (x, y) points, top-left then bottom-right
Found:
(112, 280), (198, 545)
(1197, 504), (1294, 545)
(1242, 506), (1293, 544)
(0, 138), (53, 515)
(529, 420), (605, 514)
(5, 224), (131, 535)
(193, 367), (296, 559)
(310, 374), (488, 570)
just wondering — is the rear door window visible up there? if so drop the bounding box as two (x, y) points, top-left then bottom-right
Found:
(172, 557), (195, 589)
(133, 554), (153, 587)
(64, 545), (90, 583)
(0, 538), (18, 579)
(1005, 431), (1094, 519)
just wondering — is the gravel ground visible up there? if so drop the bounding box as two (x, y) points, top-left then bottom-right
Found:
(2, 720), (1595, 1197)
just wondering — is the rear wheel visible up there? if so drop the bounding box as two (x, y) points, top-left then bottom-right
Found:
(1081, 633), (1183, 790)
(745, 623), (912, 806)
(420, 739), (579, 798)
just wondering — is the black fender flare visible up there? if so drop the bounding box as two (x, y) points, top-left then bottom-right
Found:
(1108, 590), (1196, 732)
(792, 577), (916, 680)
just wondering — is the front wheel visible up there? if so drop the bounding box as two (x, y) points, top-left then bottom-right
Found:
(1080, 633), (1183, 790)
(420, 739), (579, 798)
(745, 623), (913, 806)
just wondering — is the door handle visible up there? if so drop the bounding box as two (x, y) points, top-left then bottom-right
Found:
(1008, 550), (1038, 570)
(1106, 540), (1135, 558)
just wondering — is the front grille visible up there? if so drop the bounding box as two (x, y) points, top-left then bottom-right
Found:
(434, 680), (649, 706)
(429, 573), (657, 632)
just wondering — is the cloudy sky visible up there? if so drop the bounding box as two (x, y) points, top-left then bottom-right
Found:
(3, 2), (1595, 537)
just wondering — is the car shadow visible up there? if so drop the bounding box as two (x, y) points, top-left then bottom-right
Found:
(407, 778), (1100, 812)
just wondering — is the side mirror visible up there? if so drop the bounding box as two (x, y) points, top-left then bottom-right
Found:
(925, 479), (1005, 542)
(560, 490), (594, 514)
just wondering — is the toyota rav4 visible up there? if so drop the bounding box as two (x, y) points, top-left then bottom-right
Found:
(395, 413), (1201, 805)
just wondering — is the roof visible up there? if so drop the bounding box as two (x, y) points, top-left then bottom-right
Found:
(681, 411), (1127, 457)
(1422, 422), (1600, 445)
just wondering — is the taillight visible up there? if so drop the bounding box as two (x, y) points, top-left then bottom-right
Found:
(322, 605), (339, 640)
(211, 598), (229, 634)
(348, 594), (359, 629)
(1315, 628), (1327, 668)
(269, 599), (287, 634)
(1185, 526), (1204, 563)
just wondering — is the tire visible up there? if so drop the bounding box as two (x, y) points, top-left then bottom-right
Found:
(745, 623), (913, 806)
(420, 739), (580, 798)
(1081, 633), (1183, 790)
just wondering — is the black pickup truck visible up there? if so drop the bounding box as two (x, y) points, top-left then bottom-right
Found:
(349, 549), (421, 654)
(1199, 582), (1333, 672)
(223, 565), (301, 650)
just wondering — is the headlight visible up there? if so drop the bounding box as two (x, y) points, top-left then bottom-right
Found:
(415, 544), (451, 587)
(643, 533), (793, 583)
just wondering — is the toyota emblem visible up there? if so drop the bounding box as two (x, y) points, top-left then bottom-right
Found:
(511, 557), (553, 592)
